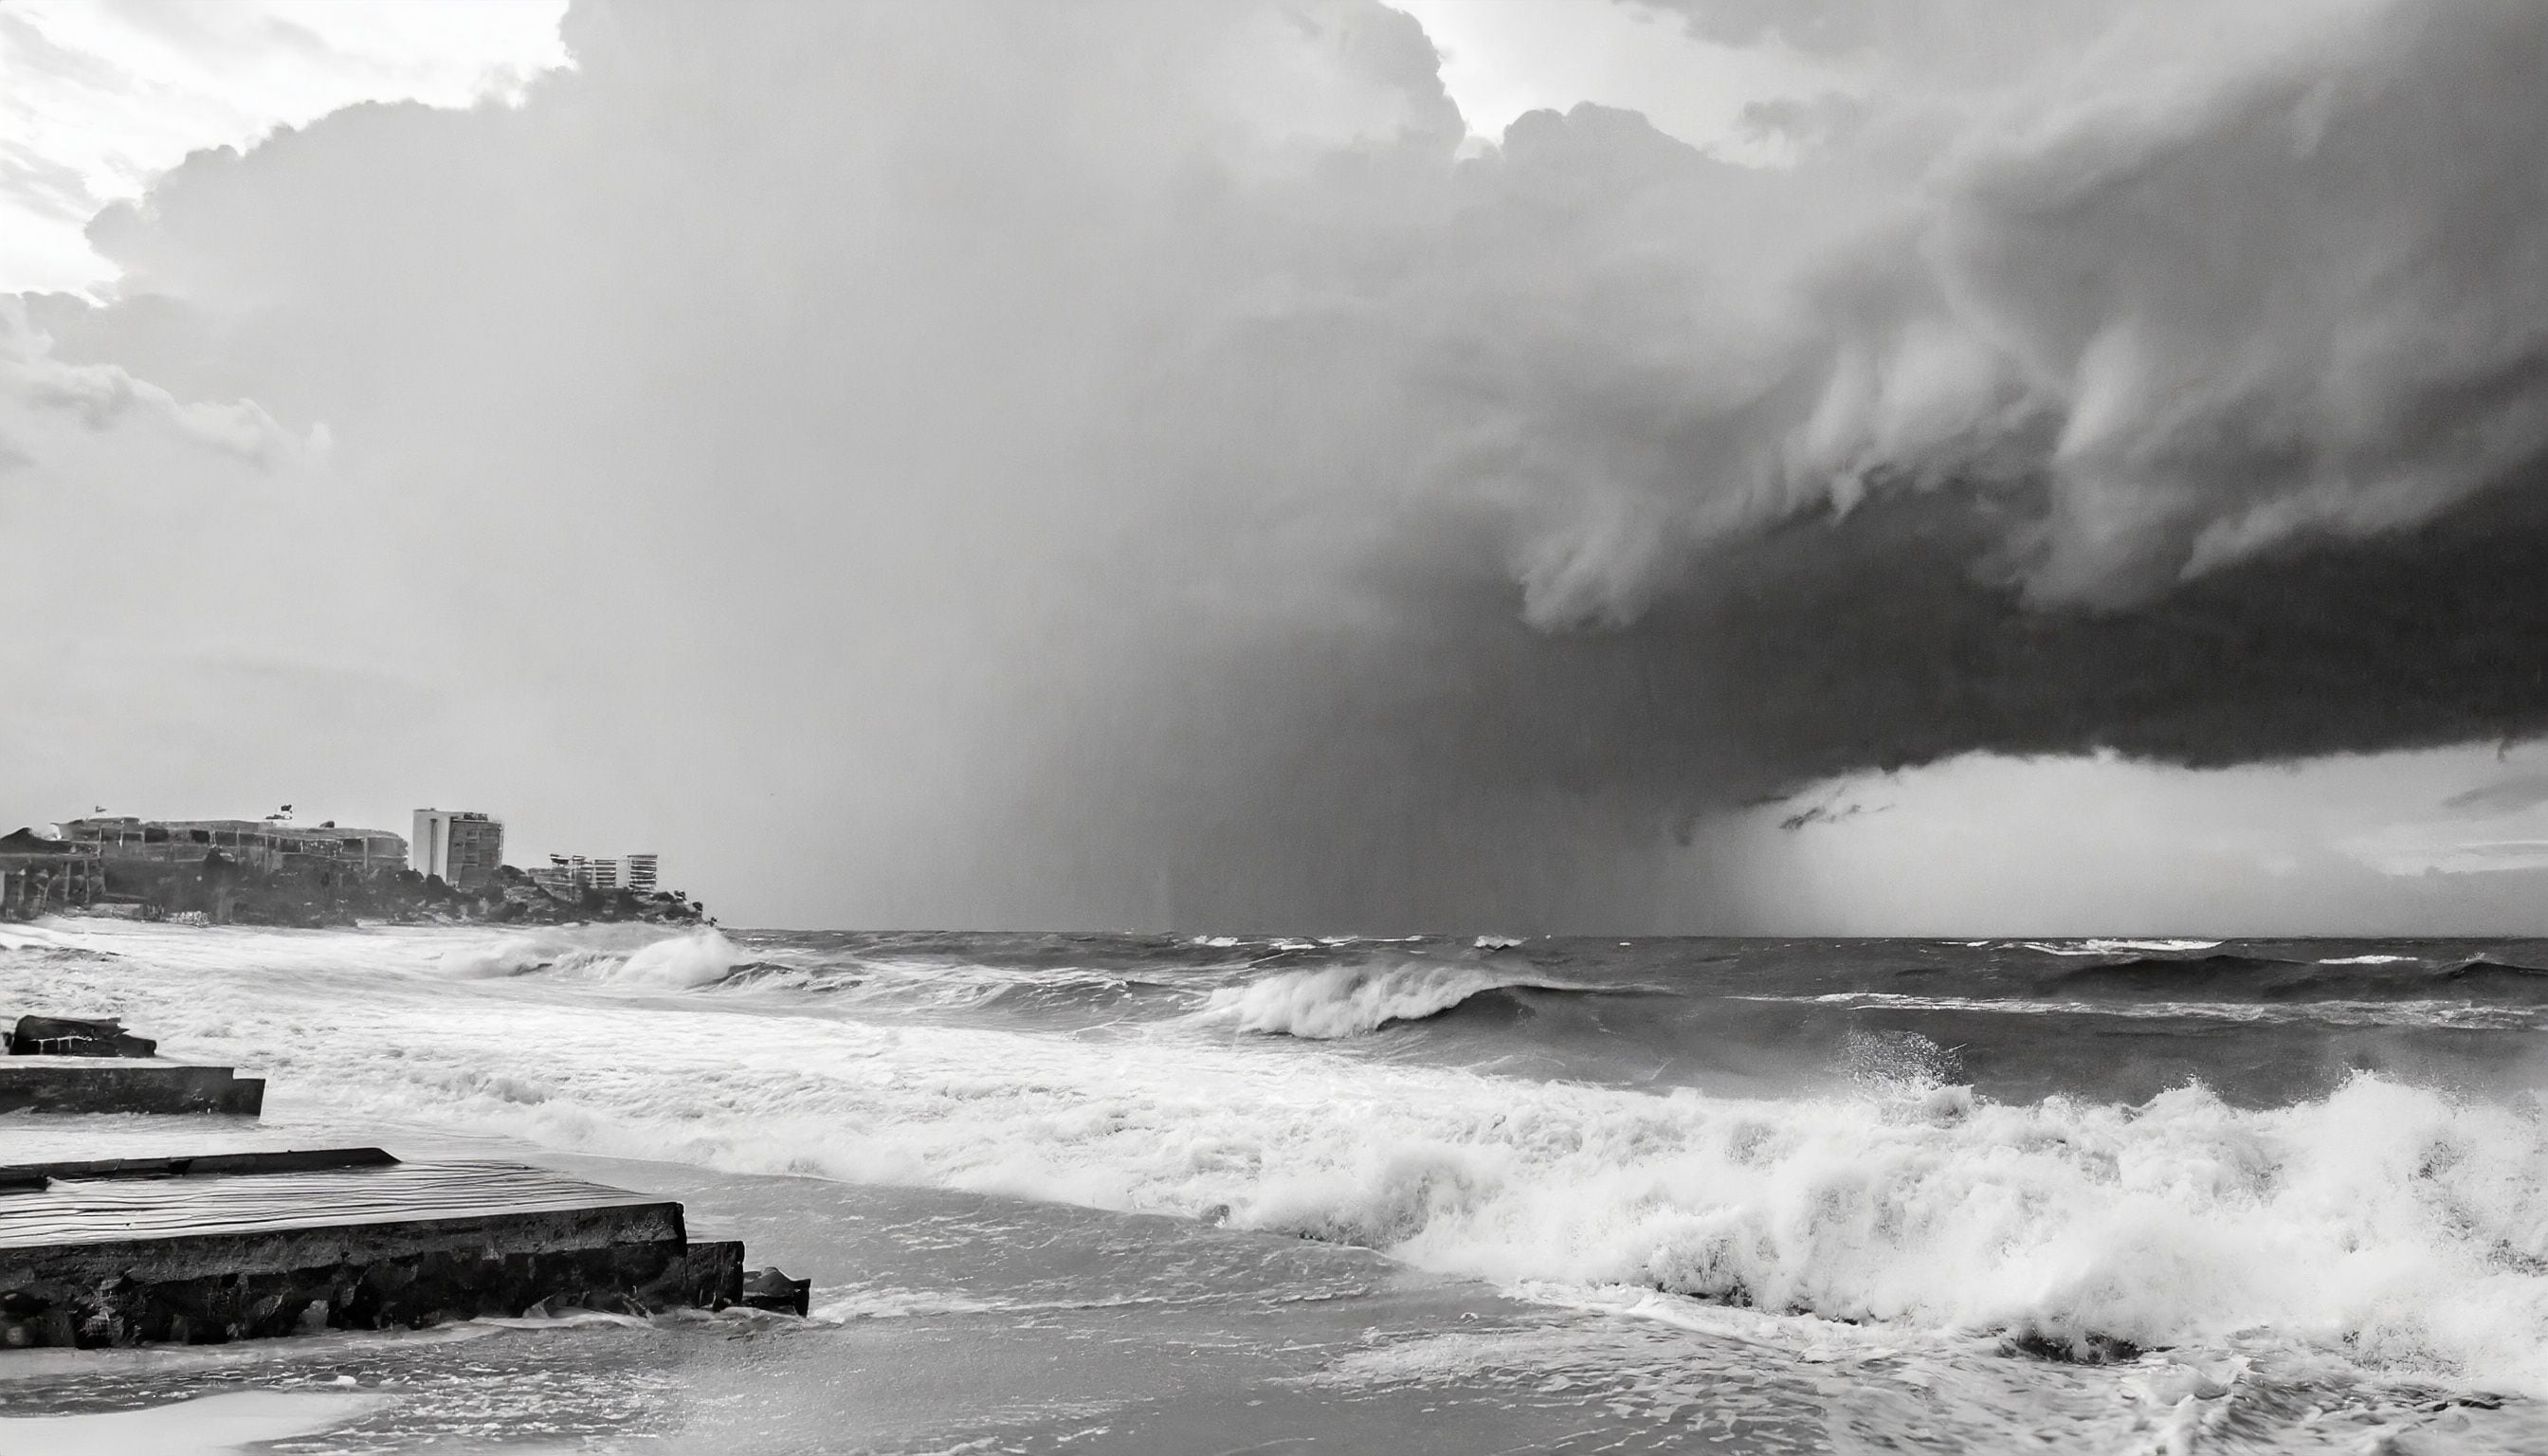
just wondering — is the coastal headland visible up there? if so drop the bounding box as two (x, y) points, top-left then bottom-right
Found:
(0, 811), (704, 930)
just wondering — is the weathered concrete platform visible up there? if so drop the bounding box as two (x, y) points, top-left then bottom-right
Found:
(0, 1055), (264, 1116)
(0, 1149), (745, 1347)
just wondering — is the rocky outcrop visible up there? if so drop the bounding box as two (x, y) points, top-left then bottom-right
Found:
(53, 853), (707, 930)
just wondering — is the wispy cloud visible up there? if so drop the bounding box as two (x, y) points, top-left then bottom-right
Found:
(2441, 774), (2548, 818)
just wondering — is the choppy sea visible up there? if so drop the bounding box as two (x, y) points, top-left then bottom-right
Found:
(1, 920), (2543, 1453)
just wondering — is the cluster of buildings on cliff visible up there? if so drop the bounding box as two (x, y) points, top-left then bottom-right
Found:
(0, 807), (672, 919)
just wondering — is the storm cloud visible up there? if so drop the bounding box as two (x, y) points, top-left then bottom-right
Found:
(11, 0), (2548, 929)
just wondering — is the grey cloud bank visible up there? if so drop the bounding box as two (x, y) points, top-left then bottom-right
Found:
(8, 0), (2548, 930)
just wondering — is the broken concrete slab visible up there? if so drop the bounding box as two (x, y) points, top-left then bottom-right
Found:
(0, 1056), (264, 1116)
(0, 1147), (396, 1188)
(740, 1265), (812, 1316)
(0, 1154), (746, 1347)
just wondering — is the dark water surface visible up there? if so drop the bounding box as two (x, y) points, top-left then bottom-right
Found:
(727, 930), (2548, 1105)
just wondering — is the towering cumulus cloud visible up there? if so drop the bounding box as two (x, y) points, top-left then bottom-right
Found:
(16, 0), (2548, 928)
(0, 297), (309, 466)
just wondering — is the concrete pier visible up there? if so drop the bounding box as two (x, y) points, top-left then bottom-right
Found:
(0, 1017), (806, 1342)
(0, 1148), (747, 1347)
(0, 1055), (264, 1116)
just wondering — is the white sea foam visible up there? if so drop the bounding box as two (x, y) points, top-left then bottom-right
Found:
(2318, 954), (2419, 966)
(810, 1287), (1014, 1321)
(1192, 961), (1572, 1038)
(2016, 939), (2225, 956)
(6, 921), (2545, 1398)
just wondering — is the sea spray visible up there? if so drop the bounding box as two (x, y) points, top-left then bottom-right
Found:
(436, 937), (561, 980)
(609, 928), (746, 990)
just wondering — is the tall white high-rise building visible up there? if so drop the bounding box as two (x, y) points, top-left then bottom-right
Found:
(411, 810), (503, 888)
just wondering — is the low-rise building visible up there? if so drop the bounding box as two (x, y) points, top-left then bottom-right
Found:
(533, 850), (661, 899)
(532, 854), (583, 896)
(54, 817), (407, 874)
(0, 828), (100, 916)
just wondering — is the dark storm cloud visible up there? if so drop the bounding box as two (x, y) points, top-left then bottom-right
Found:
(15, 0), (2548, 929)
(1666, 481), (2548, 788)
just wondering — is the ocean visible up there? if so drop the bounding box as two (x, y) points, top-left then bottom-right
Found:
(0, 920), (2542, 1453)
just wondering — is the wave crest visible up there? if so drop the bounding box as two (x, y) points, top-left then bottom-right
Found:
(432, 928), (745, 989)
(1231, 1075), (2548, 1381)
(1194, 961), (1591, 1039)
(607, 928), (746, 989)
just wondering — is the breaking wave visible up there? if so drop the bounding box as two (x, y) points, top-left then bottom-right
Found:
(607, 928), (747, 990)
(2015, 939), (2224, 957)
(430, 928), (747, 990)
(1192, 961), (1629, 1039)
(433, 937), (623, 981)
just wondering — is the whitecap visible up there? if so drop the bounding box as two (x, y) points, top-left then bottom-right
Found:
(607, 928), (745, 989)
(2017, 938), (2225, 956)
(1191, 961), (1575, 1038)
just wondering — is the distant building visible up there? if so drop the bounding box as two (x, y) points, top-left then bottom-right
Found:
(528, 850), (661, 899)
(0, 828), (100, 916)
(411, 810), (503, 889)
(55, 817), (406, 874)
(532, 853), (581, 895)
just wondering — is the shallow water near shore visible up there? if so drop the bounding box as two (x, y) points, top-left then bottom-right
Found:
(1, 921), (2544, 1452)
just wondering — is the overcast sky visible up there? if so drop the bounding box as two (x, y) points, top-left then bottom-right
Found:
(7, 0), (2548, 934)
